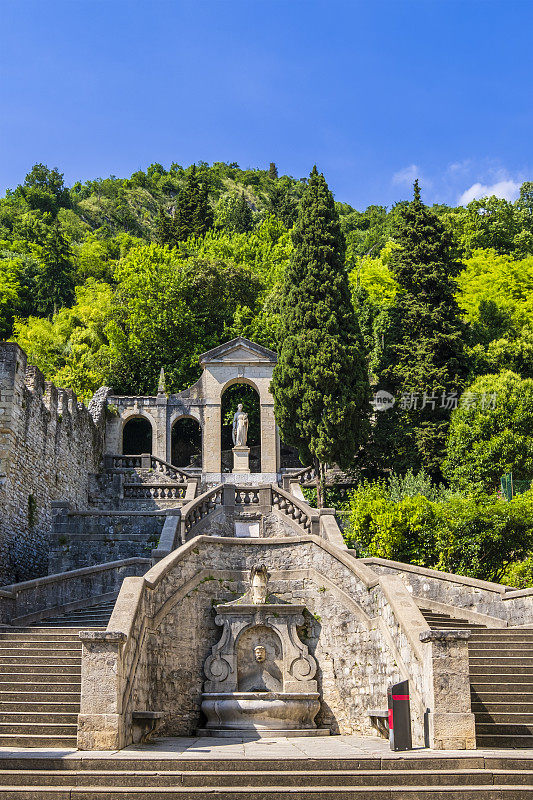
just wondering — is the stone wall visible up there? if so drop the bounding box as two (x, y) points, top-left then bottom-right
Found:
(363, 557), (533, 627)
(0, 343), (109, 584)
(49, 503), (165, 573)
(79, 535), (436, 749)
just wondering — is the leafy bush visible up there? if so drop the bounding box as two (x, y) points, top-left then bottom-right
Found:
(346, 478), (533, 584)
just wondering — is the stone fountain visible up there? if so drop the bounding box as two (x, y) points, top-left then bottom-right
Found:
(199, 565), (327, 736)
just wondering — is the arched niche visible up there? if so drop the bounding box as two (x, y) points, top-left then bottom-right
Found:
(122, 416), (153, 455)
(171, 416), (202, 469)
(236, 624), (283, 692)
(220, 381), (261, 473)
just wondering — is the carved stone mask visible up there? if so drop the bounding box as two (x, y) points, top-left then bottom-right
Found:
(254, 645), (266, 663)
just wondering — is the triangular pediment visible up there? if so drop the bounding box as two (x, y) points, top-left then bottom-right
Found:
(199, 337), (277, 366)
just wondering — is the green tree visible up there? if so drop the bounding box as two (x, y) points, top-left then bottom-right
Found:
(35, 224), (75, 315)
(443, 370), (533, 492)
(173, 165), (213, 241)
(18, 163), (70, 216)
(270, 166), (371, 506)
(268, 162), (278, 180)
(374, 182), (468, 476)
(214, 192), (254, 233)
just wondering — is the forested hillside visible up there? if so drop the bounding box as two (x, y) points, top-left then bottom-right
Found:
(1, 160), (533, 475)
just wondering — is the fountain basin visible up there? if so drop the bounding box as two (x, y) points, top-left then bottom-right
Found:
(201, 691), (320, 731)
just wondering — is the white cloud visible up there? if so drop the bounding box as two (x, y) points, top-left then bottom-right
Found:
(458, 179), (521, 206)
(392, 164), (422, 186)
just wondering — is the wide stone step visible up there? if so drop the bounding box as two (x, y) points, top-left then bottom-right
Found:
(0, 663), (81, 674)
(0, 722), (77, 736)
(0, 734), (77, 747)
(0, 634), (83, 643)
(474, 712), (533, 724)
(470, 665), (533, 675)
(0, 768), (524, 788)
(468, 639), (533, 658)
(477, 734), (533, 748)
(476, 722), (533, 735)
(0, 647), (81, 657)
(0, 785), (528, 799)
(472, 702), (533, 712)
(0, 712), (79, 724)
(470, 674), (533, 685)
(0, 673), (81, 685)
(0, 691), (81, 702)
(0, 655), (81, 665)
(472, 692), (533, 702)
(0, 702), (80, 713)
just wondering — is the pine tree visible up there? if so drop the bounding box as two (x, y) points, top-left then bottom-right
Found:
(271, 166), (371, 505)
(174, 165), (213, 241)
(376, 181), (468, 475)
(268, 162), (278, 180)
(35, 224), (75, 316)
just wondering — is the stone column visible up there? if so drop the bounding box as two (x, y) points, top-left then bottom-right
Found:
(420, 629), (476, 750)
(153, 399), (168, 461)
(203, 404), (221, 474)
(260, 403), (278, 474)
(77, 631), (127, 750)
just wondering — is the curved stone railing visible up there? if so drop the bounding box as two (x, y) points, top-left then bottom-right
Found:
(104, 454), (190, 483)
(283, 465), (316, 486)
(181, 484), (224, 539)
(271, 484), (315, 533)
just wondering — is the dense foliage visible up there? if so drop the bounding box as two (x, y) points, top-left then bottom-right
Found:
(3, 159), (533, 580)
(270, 167), (370, 503)
(346, 474), (533, 585)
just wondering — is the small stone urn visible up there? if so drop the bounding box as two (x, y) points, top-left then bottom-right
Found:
(199, 565), (325, 737)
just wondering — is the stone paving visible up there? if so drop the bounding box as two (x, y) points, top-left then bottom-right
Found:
(0, 734), (532, 762)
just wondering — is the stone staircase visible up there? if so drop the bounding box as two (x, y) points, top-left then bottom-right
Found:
(470, 627), (533, 748)
(420, 607), (533, 748)
(0, 599), (115, 748)
(0, 753), (532, 797)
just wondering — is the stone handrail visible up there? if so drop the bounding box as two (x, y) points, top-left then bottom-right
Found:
(282, 465), (316, 488)
(123, 484), (187, 500)
(104, 453), (191, 484)
(271, 484), (318, 534)
(0, 557), (150, 626)
(180, 484), (224, 541)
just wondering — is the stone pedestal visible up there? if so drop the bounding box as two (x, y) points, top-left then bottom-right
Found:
(232, 445), (250, 473)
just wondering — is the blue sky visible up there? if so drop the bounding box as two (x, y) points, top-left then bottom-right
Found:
(1, 0), (532, 209)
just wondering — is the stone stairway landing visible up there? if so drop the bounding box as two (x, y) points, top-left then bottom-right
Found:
(0, 599), (115, 748)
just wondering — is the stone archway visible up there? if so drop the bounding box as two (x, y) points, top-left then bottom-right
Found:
(171, 416), (202, 469)
(122, 416), (153, 455)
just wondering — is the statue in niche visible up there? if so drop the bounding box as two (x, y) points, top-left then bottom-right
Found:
(250, 565), (269, 605)
(237, 626), (283, 692)
(232, 403), (249, 447)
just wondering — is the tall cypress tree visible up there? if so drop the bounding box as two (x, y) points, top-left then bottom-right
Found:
(375, 181), (468, 475)
(271, 166), (371, 505)
(174, 165), (213, 240)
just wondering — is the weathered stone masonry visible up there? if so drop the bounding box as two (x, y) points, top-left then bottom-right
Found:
(0, 343), (109, 584)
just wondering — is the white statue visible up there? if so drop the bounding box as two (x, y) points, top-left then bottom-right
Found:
(232, 403), (249, 447)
